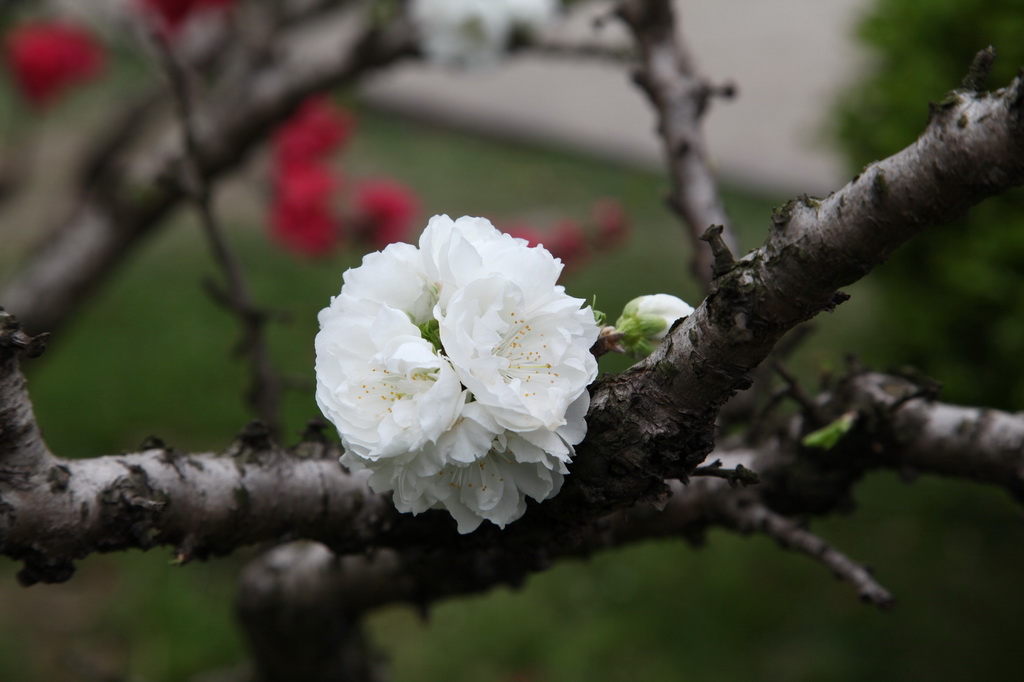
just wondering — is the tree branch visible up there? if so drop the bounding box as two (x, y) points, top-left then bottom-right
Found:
(0, 311), (49, 477)
(836, 372), (1024, 500)
(151, 29), (283, 434)
(571, 69), (1024, 528)
(618, 0), (740, 289)
(707, 491), (895, 608)
(2, 62), (1023, 584)
(237, 362), (1024, 672)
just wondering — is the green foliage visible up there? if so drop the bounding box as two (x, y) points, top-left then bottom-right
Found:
(832, 0), (1024, 408)
(801, 411), (856, 450)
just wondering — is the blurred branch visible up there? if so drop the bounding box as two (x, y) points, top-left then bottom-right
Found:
(151, 31), (283, 435)
(839, 372), (1024, 500)
(617, 0), (740, 290)
(708, 492), (895, 608)
(0, 11), (418, 336)
(529, 39), (633, 63)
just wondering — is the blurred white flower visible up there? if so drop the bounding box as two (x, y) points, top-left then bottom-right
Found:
(315, 214), (598, 532)
(409, 0), (559, 68)
(615, 293), (695, 357)
(506, 0), (559, 28)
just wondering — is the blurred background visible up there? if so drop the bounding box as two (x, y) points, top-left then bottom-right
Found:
(1, 0), (1023, 680)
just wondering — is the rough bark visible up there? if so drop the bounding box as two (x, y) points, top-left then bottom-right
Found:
(563, 72), (1024, 526)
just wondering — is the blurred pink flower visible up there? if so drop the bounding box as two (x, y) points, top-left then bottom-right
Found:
(354, 179), (420, 247)
(547, 219), (588, 270)
(503, 220), (587, 272)
(503, 223), (546, 248)
(4, 22), (105, 108)
(591, 198), (629, 248)
(138, 0), (237, 38)
(270, 162), (339, 257)
(273, 96), (354, 167)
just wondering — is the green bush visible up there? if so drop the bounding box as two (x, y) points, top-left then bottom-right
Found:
(832, 0), (1024, 408)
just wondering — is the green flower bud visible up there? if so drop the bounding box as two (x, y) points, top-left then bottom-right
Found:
(614, 294), (695, 357)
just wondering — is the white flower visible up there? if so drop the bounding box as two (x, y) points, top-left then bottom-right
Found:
(615, 294), (695, 357)
(409, 0), (512, 68)
(315, 214), (599, 533)
(324, 242), (437, 323)
(441, 274), (598, 432)
(315, 306), (464, 460)
(409, 0), (560, 68)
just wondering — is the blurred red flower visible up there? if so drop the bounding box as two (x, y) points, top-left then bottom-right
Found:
(273, 97), (355, 167)
(138, 0), (237, 37)
(271, 162), (339, 257)
(547, 219), (589, 270)
(275, 162), (334, 207)
(4, 22), (105, 108)
(591, 198), (629, 248)
(504, 220), (588, 272)
(271, 202), (338, 257)
(354, 179), (420, 247)
(503, 223), (546, 248)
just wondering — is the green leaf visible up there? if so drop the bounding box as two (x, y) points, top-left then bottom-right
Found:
(801, 411), (857, 450)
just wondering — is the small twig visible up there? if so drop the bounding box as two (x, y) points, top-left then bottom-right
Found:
(961, 46), (996, 92)
(773, 361), (826, 426)
(715, 495), (896, 610)
(691, 460), (759, 487)
(699, 224), (736, 279)
(591, 326), (626, 358)
(150, 32), (283, 437)
(0, 308), (48, 359)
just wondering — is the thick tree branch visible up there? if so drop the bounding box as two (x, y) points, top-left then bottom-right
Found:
(571, 71), (1024, 529)
(836, 372), (1024, 500)
(618, 0), (739, 289)
(233, 446), (895, 682)
(237, 364), (1024, 676)
(0, 436), (396, 586)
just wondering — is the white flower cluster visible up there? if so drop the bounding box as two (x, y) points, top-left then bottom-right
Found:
(315, 215), (599, 533)
(409, 0), (559, 68)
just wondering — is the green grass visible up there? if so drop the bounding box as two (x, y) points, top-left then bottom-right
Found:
(1, 105), (1020, 681)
